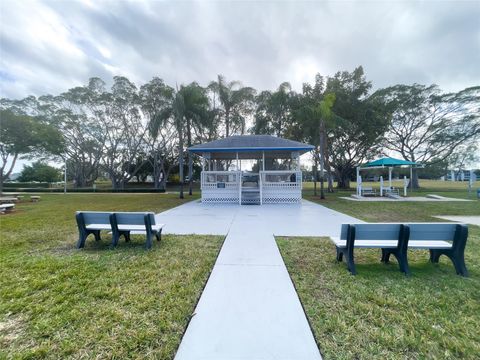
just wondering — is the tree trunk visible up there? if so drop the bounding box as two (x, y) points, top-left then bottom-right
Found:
(411, 168), (420, 189)
(313, 162), (318, 197)
(188, 152), (193, 195)
(179, 137), (184, 199)
(319, 123), (326, 199)
(337, 173), (351, 189)
(324, 139), (334, 193)
(225, 110), (230, 137)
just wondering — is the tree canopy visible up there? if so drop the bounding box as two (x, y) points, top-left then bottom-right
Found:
(1, 69), (478, 195)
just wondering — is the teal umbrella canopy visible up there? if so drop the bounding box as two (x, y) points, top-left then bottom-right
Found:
(364, 157), (417, 167)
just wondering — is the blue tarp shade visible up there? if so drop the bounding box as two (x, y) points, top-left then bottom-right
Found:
(364, 157), (417, 167)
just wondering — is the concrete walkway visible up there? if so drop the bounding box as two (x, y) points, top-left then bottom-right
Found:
(156, 200), (360, 360)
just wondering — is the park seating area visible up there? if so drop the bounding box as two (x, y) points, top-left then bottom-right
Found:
(332, 222), (469, 276)
(0, 203), (15, 213)
(76, 211), (164, 249)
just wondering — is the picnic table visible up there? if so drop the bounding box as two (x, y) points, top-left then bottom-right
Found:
(0, 197), (19, 204)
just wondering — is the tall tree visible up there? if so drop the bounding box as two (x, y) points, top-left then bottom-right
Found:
(253, 82), (293, 136)
(99, 76), (148, 189)
(152, 83), (209, 198)
(0, 110), (63, 192)
(325, 67), (389, 188)
(209, 75), (255, 137)
(140, 77), (175, 189)
(372, 84), (480, 187)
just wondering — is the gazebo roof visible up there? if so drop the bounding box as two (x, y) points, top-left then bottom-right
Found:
(364, 157), (417, 167)
(188, 135), (314, 159)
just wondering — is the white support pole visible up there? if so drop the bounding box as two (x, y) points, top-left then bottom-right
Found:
(380, 176), (384, 196)
(451, 170), (455, 182)
(388, 167), (392, 188)
(236, 152), (239, 171)
(356, 167), (360, 195)
(262, 151), (265, 171)
(404, 175), (408, 197)
(64, 154), (67, 194)
(357, 175), (362, 196)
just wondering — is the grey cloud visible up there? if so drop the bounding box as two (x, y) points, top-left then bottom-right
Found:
(1, 0), (479, 100)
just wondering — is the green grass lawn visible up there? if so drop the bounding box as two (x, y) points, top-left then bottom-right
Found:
(277, 183), (480, 359)
(0, 193), (223, 359)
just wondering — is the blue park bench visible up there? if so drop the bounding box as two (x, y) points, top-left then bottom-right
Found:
(331, 223), (468, 276)
(76, 211), (165, 249)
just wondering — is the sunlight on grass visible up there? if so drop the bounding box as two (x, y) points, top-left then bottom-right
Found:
(0, 194), (222, 359)
(279, 182), (480, 359)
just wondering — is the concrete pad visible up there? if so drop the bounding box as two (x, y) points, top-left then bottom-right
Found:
(434, 216), (480, 226)
(155, 200), (361, 360)
(341, 196), (472, 202)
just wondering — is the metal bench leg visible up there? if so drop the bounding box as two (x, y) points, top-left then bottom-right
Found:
(450, 252), (468, 277)
(381, 249), (391, 263)
(345, 252), (357, 275)
(440, 250), (468, 277)
(155, 229), (162, 242)
(145, 234), (153, 249)
(394, 251), (410, 275)
(111, 232), (120, 247)
(429, 249), (441, 263)
(76, 232), (87, 248)
(94, 230), (101, 241)
(335, 247), (343, 262)
(121, 231), (130, 242)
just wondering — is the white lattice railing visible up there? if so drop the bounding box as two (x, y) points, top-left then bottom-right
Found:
(260, 170), (302, 204)
(200, 170), (302, 204)
(201, 171), (241, 204)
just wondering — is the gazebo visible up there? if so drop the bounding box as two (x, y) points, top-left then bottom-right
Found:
(188, 135), (314, 205)
(356, 157), (419, 197)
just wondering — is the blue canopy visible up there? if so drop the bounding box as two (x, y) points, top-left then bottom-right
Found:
(364, 157), (417, 167)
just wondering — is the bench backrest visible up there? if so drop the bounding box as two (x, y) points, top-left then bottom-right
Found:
(340, 223), (402, 240)
(407, 223), (458, 241)
(77, 211), (112, 225)
(114, 212), (156, 226)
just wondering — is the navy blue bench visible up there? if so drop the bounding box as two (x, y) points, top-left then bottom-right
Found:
(76, 211), (165, 249)
(332, 223), (468, 276)
(406, 223), (468, 277)
(76, 211), (112, 248)
(110, 212), (164, 249)
(332, 223), (410, 275)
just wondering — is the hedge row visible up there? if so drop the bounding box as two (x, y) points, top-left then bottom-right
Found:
(4, 182), (50, 188)
(3, 188), (167, 193)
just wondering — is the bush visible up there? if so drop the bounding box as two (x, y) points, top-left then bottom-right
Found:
(1, 187), (166, 193)
(18, 162), (61, 183)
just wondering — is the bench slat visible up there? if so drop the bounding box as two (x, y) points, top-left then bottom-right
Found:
(333, 238), (398, 248)
(85, 224), (112, 230)
(114, 212), (156, 226)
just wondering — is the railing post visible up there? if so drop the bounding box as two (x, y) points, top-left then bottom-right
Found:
(259, 171), (263, 205)
(239, 171), (242, 205)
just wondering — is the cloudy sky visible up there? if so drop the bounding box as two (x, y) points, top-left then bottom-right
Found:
(1, 0), (479, 100)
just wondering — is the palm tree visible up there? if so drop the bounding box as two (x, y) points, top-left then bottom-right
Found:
(316, 93), (336, 198)
(293, 92), (337, 198)
(209, 75), (256, 137)
(152, 83), (208, 199)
